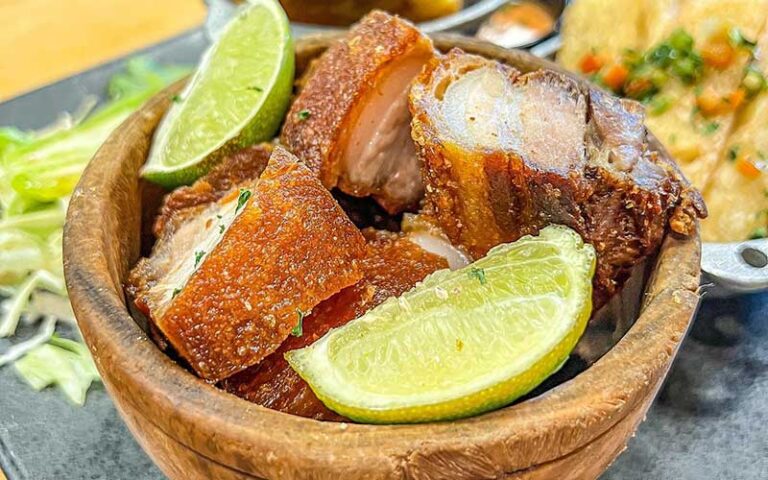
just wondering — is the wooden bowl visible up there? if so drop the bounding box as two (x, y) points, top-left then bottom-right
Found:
(63, 34), (702, 480)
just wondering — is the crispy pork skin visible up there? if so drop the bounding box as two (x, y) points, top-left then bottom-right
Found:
(409, 49), (706, 306)
(220, 229), (448, 420)
(127, 148), (366, 382)
(280, 10), (434, 213)
(153, 143), (273, 236)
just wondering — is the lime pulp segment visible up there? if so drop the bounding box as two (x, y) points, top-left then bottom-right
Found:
(142, 0), (294, 187)
(286, 225), (597, 424)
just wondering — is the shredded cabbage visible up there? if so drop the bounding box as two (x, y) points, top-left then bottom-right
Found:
(14, 334), (100, 405)
(0, 58), (190, 404)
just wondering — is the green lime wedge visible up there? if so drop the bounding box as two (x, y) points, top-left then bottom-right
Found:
(141, 0), (294, 187)
(286, 225), (596, 424)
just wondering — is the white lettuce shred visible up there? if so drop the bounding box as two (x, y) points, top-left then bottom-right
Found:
(0, 58), (189, 404)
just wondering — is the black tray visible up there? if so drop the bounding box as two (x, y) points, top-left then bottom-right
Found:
(1, 27), (766, 480)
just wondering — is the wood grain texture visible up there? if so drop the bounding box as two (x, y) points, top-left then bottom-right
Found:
(0, 0), (205, 100)
(63, 34), (703, 480)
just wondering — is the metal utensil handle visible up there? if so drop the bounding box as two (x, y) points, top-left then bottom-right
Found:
(701, 239), (768, 293)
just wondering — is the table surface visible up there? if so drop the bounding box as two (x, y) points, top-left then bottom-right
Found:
(0, 0), (204, 101)
(1, 6), (768, 480)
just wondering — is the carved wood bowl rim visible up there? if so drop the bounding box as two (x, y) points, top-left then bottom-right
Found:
(63, 33), (702, 479)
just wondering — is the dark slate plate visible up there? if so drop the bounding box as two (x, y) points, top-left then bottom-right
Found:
(1, 27), (767, 480)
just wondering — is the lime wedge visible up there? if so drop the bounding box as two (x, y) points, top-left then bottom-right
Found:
(142, 0), (294, 187)
(286, 225), (596, 424)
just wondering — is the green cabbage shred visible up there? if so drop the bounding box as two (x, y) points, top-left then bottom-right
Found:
(0, 58), (190, 404)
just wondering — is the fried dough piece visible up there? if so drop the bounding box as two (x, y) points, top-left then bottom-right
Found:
(645, 0), (768, 190)
(153, 143), (273, 236)
(220, 229), (448, 420)
(409, 50), (706, 306)
(127, 148), (366, 382)
(703, 24), (768, 242)
(281, 10), (435, 213)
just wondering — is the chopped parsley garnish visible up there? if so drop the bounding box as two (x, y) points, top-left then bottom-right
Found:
(648, 95), (672, 115)
(749, 227), (767, 240)
(216, 214), (223, 220)
(669, 28), (694, 51)
(219, 224), (225, 234)
(728, 145), (741, 162)
(291, 309), (305, 337)
(236, 188), (252, 212)
(172, 288), (181, 298)
(171, 94), (182, 103)
(742, 64), (767, 96)
(468, 267), (487, 285)
(194, 250), (206, 268)
(729, 28), (757, 51)
(591, 29), (703, 103)
(297, 109), (311, 121)
(701, 121), (720, 135)
(246, 85), (263, 92)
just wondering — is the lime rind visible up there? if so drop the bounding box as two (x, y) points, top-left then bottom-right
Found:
(286, 225), (596, 424)
(142, 0), (294, 187)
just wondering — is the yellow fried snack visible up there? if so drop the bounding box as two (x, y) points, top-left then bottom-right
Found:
(646, 0), (768, 190)
(558, 0), (646, 71)
(702, 23), (768, 242)
(559, 0), (768, 200)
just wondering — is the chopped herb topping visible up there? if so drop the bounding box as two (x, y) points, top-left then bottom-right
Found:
(171, 94), (182, 103)
(749, 226), (767, 240)
(648, 95), (673, 115)
(219, 224), (225, 234)
(297, 109), (311, 121)
(587, 29), (703, 102)
(701, 121), (720, 135)
(291, 309), (305, 337)
(194, 250), (206, 268)
(455, 338), (464, 352)
(468, 267), (487, 285)
(729, 28), (757, 51)
(216, 214), (223, 220)
(172, 288), (182, 298)
(246, 85), (263, 92)
(742, 64), (767, 96)
(236, 188), (252, 212)
(728, 145), (741, 162)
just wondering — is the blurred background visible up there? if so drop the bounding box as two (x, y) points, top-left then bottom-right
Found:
(0, 0), (466, 100)
(1, 0), (563, 101)
(0, 1), (766, 479)
(0, 0), (206, 101)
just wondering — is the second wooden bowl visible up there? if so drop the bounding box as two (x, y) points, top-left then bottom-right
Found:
(63, 34), (702, 480)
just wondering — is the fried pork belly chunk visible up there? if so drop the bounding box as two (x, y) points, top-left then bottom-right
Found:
(280, 10), (434, 213)
(153, 143), (273, 236)
(409, 49), (706, 306)
(221, 229), (448, 420)
(127, 148), (367, 382)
